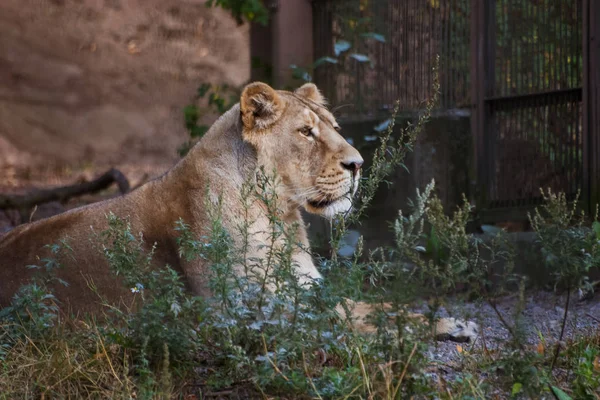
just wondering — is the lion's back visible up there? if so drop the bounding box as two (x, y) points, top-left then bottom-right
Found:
(0, 198), (133, 310)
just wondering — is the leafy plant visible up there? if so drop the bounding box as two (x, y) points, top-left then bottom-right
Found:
(570, 343), (600, 399)
(178, 83), (240, 156)
(98, 213), (206, 369)
(290, 23), (385, 85)
(206, 0), (269, 26)
(0, 240), (71, 338)
(530, 189), (600, 295)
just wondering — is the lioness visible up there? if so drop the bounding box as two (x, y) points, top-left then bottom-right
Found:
(0, 82), (477, 342)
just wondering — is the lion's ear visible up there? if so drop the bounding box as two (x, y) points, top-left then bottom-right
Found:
(240, 82), (283, 131)
(294, 83), (326, 106)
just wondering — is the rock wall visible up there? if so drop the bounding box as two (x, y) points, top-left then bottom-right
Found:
(0, 0), (249, 169)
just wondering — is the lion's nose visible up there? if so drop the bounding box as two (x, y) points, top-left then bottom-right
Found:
(341, 157), (364, 175)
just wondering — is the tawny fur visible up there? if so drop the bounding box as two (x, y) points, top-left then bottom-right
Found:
(0, 83), (477, 342)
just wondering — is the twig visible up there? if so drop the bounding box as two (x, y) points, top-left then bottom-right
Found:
(551, 288), (571, 371)
(487, 300), (526, 352)
(261, 334), (289, 382)
(356, 346), (373, 397)
(586, 312), (600, 324)
(28, 205), (38, 222)
(480, 324), (495, 362)
(392, 342), (418, 398)
(302, 351), (323, 400)
(96, 326), (124, 386)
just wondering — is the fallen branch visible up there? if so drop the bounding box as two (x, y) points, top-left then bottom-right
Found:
(0, 168), (130, 211)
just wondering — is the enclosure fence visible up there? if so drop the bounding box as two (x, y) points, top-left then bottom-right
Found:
(312, 0), (600, 221)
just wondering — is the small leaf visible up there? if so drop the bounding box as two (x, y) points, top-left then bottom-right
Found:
(208, 92), (217, 106)
(183, 105), (200, 129)
(511, 383), (522, 395)
(197, 83), (211, 98)
(481, 224), (503, 235)
(290, 65), (312, 82)
(334, 40), (351, 56)
(536, 341), (545, 355)
(550, 386), (572, 400)
(191, 125), (209, 138)
(249, 321), (264, 330)
(56, 279), (69, 287)
(313, 56), (338, 68)
(374, 118), (392, 132)
(350, 53), (370, 62)
(456, 344), (463, 354)
(426, 226), (441, 257)
(170, 302), (182, 317)
(592, 221), (600, 239)
(360, 32), (386, 42)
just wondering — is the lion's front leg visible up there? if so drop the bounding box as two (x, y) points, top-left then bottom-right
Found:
(336, 299), (479, 343)
(292, 250), (323, 287)
(179, 258), (213, 298)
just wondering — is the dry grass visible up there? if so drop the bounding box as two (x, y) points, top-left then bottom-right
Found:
(0, 320), (137, 399)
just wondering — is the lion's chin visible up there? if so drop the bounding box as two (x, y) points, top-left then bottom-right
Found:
(305, 197), (353, 219)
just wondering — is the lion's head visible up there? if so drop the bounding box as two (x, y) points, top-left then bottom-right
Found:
(239, 82), (363, 219)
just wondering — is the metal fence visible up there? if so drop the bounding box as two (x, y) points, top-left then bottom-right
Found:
(312, 0), (471, 120)
(312, 0), (599, 221)
(471, 0), (589, 220)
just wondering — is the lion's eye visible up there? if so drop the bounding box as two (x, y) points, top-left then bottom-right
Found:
(300, 127), (313, 137)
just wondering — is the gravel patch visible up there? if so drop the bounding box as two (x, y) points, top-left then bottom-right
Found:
(416, 291), (600, 397)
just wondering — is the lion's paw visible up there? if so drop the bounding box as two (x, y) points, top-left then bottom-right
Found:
(435, 317), (479, 343)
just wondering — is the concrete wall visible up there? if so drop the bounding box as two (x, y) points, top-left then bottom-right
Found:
(250, 0), (313, 88)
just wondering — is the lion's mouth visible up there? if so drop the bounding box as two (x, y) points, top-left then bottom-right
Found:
(307, 177), (359, 211)
(307, 192), (352, 209)
(307, 197), (337, 209)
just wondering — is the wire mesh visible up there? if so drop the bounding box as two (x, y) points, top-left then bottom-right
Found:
(312, 0), (471, 119)
(312, 0), (586, 219)
(484, 0), (583, 212)
(487, 90), (583, 208)
(493, 0), (583, 98)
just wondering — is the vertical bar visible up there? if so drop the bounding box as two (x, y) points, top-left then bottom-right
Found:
(485, 0), (497, 202)
(471, 0), (495, 208)
(470, 0), (482, 204)
(583, 0), (590, 209)
(249, 18), (274, 83)
(443, 0), (450, 107)
(410, 0), (415, 107)
(583, 0), (600, 213)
